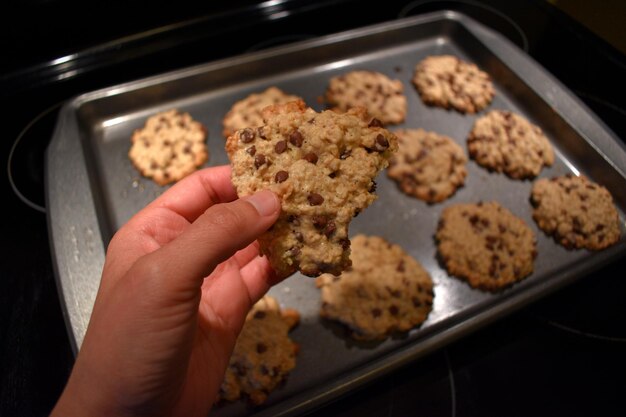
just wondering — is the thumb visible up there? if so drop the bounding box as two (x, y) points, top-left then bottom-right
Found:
(131, 190), (280, 300)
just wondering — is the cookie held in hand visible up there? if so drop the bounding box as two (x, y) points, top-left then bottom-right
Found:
(226, 100), (398, 278)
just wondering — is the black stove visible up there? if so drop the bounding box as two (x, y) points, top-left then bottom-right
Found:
(2, 1), (626, 416)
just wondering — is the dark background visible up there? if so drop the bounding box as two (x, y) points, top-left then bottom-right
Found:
(1, 1), (625, 416)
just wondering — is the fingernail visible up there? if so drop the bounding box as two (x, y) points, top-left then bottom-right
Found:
(246, 190), (280, 217)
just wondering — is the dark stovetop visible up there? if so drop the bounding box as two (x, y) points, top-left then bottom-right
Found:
(2, 1), (625, 416)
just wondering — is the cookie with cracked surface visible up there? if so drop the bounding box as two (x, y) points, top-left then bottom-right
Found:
(467, 110), (554, 179)
(316, 234), (434, 341)
(436, 201), (537, 291)
(387, 128), (467, 203)
(531, 175), (621, 250)
(325, 70), (407, 124)
(412, 55), (494, 113)
(128, 109), (208, 185)
(218, 296), (300, 406)
(222, 87), (304, 138)
(226, 100), (398, 278)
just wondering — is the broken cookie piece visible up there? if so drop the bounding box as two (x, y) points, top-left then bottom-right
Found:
(226, 100), (398, 278)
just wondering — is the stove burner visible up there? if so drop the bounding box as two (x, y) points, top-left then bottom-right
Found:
(398, 0), (529, 52)
(8, 102), (63, 213)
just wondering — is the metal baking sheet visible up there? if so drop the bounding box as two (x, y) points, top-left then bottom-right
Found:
(46, 10), (626, 417)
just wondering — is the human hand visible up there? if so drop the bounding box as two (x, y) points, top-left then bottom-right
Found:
(50, 165), (281, 417)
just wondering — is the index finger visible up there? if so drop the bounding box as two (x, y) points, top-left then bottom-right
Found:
(144, 165), (237, 223)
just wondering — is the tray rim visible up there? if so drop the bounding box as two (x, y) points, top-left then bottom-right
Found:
(45, 9), (626, 417)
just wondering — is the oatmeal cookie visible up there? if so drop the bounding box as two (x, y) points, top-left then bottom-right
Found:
(467, 110), (554, 179)
(531, 175), (621, 250)
(412, 55), (494, 113)
(326, 70), (407, 124)
(436, 201), (537, 291)
(218, 296), (300, 406)
(387, 128), (467, 203)
(222, 87), (303, 138)
(316, 234), (434, 340)
(226, 100), (398, 278)
(128, 109), (208, 185)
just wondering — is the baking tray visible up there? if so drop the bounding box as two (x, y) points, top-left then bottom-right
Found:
(46, 10), (626, 417)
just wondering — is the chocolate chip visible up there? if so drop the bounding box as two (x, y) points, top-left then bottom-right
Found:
(308, 193), (324, 206)
(275, 140), (288, 154)
(374, 134), (389, 151)
(233, 362), (247, 376)
(294, 231), (304, 242)
(289, 130), (303, 147)
(340, 149), (351, 160)
(372, 308), (382, 318)
(254, 154), (266, 168)
(369, 181), (377, 193)
(396, 261), (405, 272)
(312, 215), (328, 229)
(256, 343), (268, 353)
(412, 298), (422, 307)
(257, 126), (267, 139)
(389, 305), (399, 316)
(246, 145), (256, 156)
(275, 170), (289, 183)
(340, 238), (351, 249)
(323, 221), (336, 237)
(303, 152), (318, 164)
(240, 128), (255, 143)
(368, 118), (383, 128)
(253, 311), (266, 319)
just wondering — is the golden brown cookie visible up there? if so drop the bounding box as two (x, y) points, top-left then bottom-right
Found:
(467, 110), (554, 179)
(226, 100), (398, 278)
(387, 128), (467, 203)
(218, 296), (300, 406)
(316, 234), (434, 341)
(222, 87), (303, 138)
(325, 70), (407, 124)
(412, 55), (494, 113)
(128, 109), (208, 185)
(531, 175), (621, 250)
(436, 201), (537, 291)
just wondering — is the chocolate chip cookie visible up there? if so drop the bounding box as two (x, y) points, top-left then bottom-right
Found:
(128, 109), (208, 185)
(218, 296), (300, 406)
(226, 100), (398, 278)
(412, 55), (494, 113)
(316, 234), (434, 341)
(222, 87), (304, 138)
(531, 174), (621, 250)
(387, 128), (467, 203)
(436, 201), (537, 291)
(325, 70), (407, 124)
(467, 110), (554, 179)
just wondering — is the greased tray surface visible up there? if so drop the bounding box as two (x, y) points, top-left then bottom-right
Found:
(46, 11), (626, 417)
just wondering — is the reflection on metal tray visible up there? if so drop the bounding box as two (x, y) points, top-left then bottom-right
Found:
(46, 10), (626, 417)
